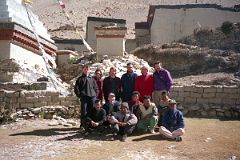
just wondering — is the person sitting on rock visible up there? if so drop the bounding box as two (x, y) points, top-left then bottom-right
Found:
(138, 95), (158, 134)
(159, 99), (185, 142)
(157, 91), (170, 126)
(83, 99), (106, 136)
(110, 102), (138, 142)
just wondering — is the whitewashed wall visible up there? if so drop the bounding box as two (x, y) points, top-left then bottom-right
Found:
(151, 7), (240, 44)
(87, 21), (125, 50)
(10, 43), (48, 73)
(96, 38), (125, 56)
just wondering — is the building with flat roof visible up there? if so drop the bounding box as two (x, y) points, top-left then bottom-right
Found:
(135, 4), (240, 46)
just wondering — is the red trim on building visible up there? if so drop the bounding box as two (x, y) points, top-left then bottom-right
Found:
(0, 26), (56, 56)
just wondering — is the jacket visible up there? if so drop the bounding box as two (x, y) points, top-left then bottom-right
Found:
(121, 71), (137, 101)
(134, 74), (154, 102)
(113, 111), (138, 125)
(162, 108), (185, 131)
(139, 102), (158, 119)
(153, 69), (173, 91)
(86, 107), (106, 125)
(93, 76), (103, 101)
(103, 101), (120, 115)
(103, 76), (121, 101)
(74, 74), (98, 98)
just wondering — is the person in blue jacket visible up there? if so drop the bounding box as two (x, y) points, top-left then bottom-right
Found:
(121, 63), (137, 102)
(159, 99), (185, 141)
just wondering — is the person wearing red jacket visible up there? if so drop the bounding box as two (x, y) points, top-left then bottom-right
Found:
(134, 66), (154, 102)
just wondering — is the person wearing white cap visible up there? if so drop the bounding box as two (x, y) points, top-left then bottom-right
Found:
(159, 99), (185, 142)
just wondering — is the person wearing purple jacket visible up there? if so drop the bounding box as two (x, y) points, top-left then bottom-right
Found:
(153, 62), (173, 107)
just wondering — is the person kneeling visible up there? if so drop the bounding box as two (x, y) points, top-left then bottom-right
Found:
(109, 102), (138, 142)
(83, 99), (106, 136)
(159, 99), (185, 142)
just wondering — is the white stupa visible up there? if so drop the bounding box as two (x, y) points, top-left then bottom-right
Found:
(0, 0), (57, 82)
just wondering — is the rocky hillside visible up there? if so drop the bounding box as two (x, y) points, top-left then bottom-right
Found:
(32, 0), (240, 39)
(179, 22), (240, 53)
(131, 43), (240, 77)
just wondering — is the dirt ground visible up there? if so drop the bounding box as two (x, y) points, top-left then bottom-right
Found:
(0, 118), (239, 160)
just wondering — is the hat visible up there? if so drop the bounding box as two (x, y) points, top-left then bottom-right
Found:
(121, 102), (129, 109)
(108, 93), (115, 97)
(168, 99), (177, 104)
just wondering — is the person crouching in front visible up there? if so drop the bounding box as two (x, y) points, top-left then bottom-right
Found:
(109, 102), (138, 142)
(83, 99), (106, 136)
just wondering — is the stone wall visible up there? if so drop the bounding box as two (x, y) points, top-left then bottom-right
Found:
(0, 89), (80, 123)
(171, 85), (240, 119)
(1, 85), (240, 123)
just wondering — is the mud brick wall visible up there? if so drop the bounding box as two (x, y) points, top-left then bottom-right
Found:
(171, 85), (240, 118)
(0, 90), (80, 122)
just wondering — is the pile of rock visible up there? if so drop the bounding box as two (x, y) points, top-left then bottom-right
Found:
(131, 43), (240, 77)
(48, 115), (78, 127)
(91, 54), (153, 78)
(65, 54), (153, 89)
(9, 105), (80, 123)
(0, 58), (70, 95)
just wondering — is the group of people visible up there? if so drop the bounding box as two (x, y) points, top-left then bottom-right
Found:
(74, 62), (185, 142)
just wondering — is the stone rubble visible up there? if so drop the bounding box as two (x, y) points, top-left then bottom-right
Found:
(48, 115), (78, 127)
(8, 105), (80, 123)
(0, 59), (70, 95)
(67, 54), (154, 87)
(91, 54), (153, 78)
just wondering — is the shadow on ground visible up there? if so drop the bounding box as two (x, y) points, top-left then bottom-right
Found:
(9, 127), (118, 142)
(131, 134), (170, 142)
(9, 127), (79, 137)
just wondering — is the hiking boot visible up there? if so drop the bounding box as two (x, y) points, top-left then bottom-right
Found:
(175, 136), (182, 142)
(121, 134), (127, 142)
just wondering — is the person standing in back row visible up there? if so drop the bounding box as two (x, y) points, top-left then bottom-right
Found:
(134, 66), (153, 102)
(93, 68), (103, 101)
(74, 65), (99, 131)
(153, 62), (173, 107)
(103, 67), (121, 102)
(121, 63), (137, 102)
